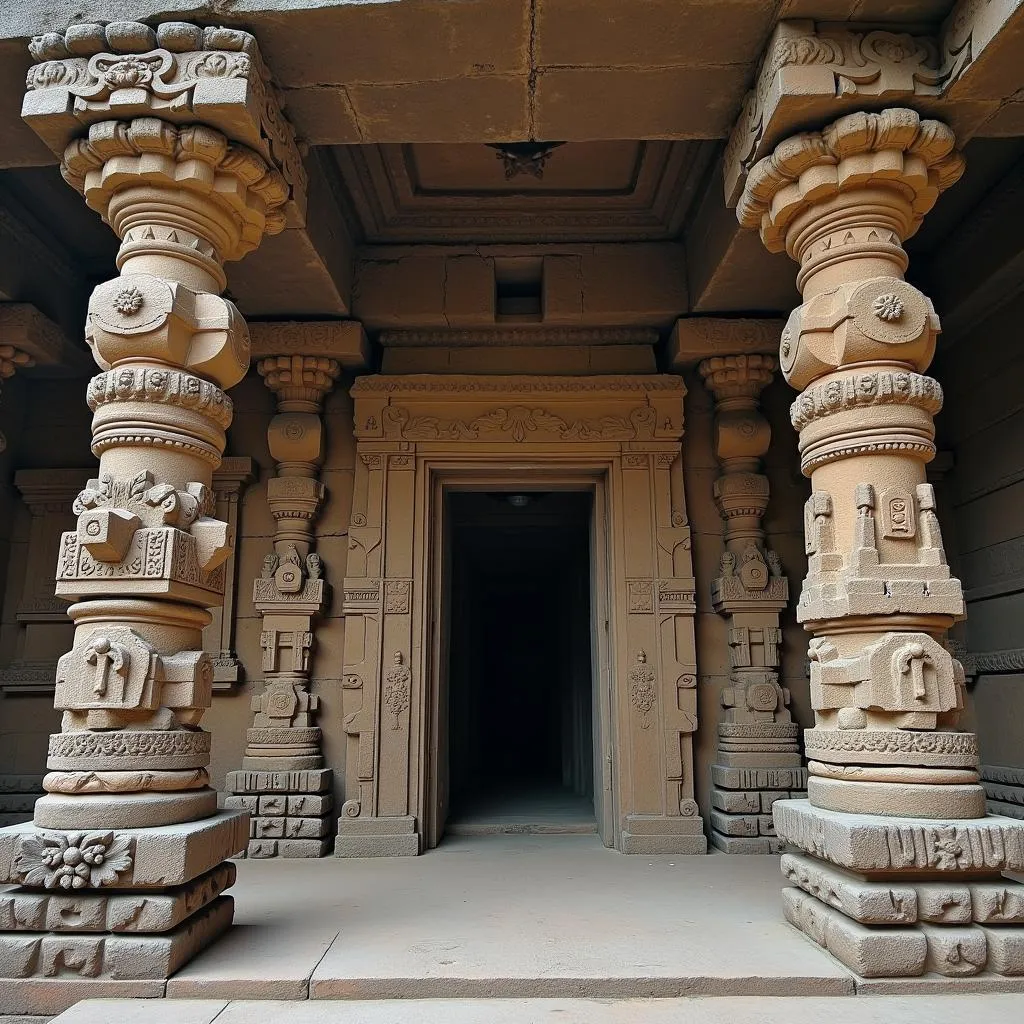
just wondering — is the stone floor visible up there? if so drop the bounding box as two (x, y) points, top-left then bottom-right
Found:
(39, 994), (1024, 1023)
(4, 834), (1024, 1018)
(446, 786), (597, 835)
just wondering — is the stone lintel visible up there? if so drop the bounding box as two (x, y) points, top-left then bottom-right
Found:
(665, 318), (783, 369)
(21, 21), (306, 226)
(249, 320), (370, 367)
(0, 303), (90, 375)
(378, 327), (660, 348)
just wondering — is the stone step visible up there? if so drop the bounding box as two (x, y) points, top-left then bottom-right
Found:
(42, 994), (1024, 1024)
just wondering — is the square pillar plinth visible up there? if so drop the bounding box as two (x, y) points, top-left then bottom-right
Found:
(0, 811), (247, 983)
(775, 799), (1024, 978)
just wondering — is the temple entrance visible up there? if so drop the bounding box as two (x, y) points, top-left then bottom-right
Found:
(441, 490), (598, 839)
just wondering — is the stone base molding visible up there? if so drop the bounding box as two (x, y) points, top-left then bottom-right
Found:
(736, 105), (1024, 977)
(0, 18), (300, 980)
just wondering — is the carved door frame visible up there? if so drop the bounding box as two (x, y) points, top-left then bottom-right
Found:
(421, 464), (616, 848)
(340, 375), (700, 855)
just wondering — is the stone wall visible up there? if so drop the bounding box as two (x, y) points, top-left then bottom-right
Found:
(934, 294), (1024, 775)
(0, 354), (812, 839)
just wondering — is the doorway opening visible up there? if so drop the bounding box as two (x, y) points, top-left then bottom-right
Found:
(443, 490), (597, 837)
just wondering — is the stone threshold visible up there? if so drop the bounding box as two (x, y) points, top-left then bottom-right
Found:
(32, 993), (1024, 1024)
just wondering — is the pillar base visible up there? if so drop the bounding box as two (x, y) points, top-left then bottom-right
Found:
(0, 811), (246, 980)
(620, 814), (707, 855)
(226, 767), (333, 859)
(335, 815), (420, 857)
(775, 799), (1024, 978)
(709, 763), (807, 854)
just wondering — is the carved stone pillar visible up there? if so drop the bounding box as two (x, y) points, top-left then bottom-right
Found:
(699, 354), (805, 854)
(0, 20), (300, 990)
(738, 108), (1024, 978)
(226, 351), (341, 858)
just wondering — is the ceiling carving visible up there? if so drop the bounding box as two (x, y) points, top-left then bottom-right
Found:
(331, 140), (713, 244)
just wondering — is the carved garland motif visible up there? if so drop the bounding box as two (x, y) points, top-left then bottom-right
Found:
(378, 404), (658, 443)
(790, 371), (943, 430)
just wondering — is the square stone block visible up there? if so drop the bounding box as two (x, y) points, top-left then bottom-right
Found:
(225, 769), (332, 794)
(0, 895), (232, 980)
(224, 795), (258, 813)
(258, 796), (287, 816)
(334, 833), (420, 857)
(0, 862), (235, 934)
(251, 817), (284, 839)
(287, 794), (332, 816)
(246, 839), (277, 858)
(0, 811), (248, 889)
(710, 832), (772, 854)
(711, 765), (807, 791)
(621, 815), (704, 836)
(336, 815), (416, 837)
(710, 789), (759, 814)
(284, 816), (329, 839)
(782, 853), (918, 925)
(920, 922), (987, 976)
(971, 882), (1024, 923)
(774, 800), (1024, 875)
(620, 832), (708, 855)
(782, 886), (927, 978)
(982, 925), (1024, 975)
(278, 838), (330, 857)
(709, 809), (758, 838)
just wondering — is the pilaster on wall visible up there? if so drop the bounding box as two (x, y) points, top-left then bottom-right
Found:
(699, 355), (805, 854)
(0, 20), (300, 1000)
(737, 106), (1024, 979)
(226, 322), (368, 858)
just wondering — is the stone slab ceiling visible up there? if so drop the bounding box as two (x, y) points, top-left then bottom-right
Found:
(0, 1), (969, 157)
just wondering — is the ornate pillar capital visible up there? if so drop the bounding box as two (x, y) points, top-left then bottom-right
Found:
(257, 354), (343, 413)
(738, 108), (963, 292)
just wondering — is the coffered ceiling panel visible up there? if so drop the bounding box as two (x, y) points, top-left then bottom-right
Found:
(331, 140), (714, 244)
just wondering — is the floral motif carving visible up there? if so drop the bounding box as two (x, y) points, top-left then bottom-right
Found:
(380, 404), (657, 443)
(384, 652), (412, 729)
(15, 831), (133, 889)
(629, 651), (657, 728)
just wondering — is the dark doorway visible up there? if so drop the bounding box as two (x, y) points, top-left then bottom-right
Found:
(444, 490), (596, 836)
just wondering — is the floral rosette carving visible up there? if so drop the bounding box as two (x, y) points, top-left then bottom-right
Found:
(16, 830), (133, 889)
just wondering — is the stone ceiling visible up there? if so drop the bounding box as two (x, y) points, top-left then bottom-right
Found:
(1, 0), (1023, 348)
